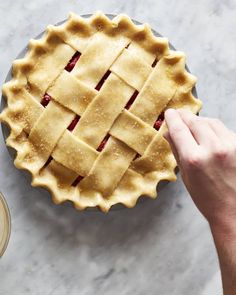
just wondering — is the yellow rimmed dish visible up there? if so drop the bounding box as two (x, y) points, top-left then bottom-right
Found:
(0, 192), (11, 257)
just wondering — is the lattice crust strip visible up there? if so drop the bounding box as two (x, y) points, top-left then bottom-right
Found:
(0, 12), (202, 212)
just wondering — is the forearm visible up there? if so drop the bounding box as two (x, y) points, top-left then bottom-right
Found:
(210, 221), (236, 295)
(164, 109), (236, 293)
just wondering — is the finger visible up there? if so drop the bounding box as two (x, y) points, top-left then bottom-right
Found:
(164, 109), (198, 158)
(203, 118), (236, 142)
(177, 109), (220, 148)
(163, 131), (180, 165)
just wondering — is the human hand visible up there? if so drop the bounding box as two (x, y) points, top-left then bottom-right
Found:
(164, 108), (236, 232)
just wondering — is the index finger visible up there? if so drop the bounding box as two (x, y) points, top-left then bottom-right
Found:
(164, 109), (198, 157)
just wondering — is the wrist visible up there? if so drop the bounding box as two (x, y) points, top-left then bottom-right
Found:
(210, 217), (236, 241)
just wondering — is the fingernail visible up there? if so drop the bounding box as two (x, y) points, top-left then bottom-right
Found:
(165, 108), (176, 117)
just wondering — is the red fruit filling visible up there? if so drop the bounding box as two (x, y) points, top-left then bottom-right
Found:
(65, 52), (81, 72)
(41, 93), (51, 107)
(152, 58), (158, 68)
(133, 154), (141, 161)
(44, 156), (53, 167)
(125, 90), (139, 110)
(97, 134), (110, 152)
(154, 119), (163, 130)
(68, 115), (80, 131)
(95, 71), (111, 91)
(72, 175), (84, 186)
(154, 112), (165, 130)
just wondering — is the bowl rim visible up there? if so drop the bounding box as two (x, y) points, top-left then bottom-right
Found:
(0, 192), (11, 257)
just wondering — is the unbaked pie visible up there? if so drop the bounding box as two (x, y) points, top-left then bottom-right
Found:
(0, 12), (202, 212)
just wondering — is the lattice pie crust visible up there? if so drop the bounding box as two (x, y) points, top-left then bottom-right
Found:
(0, 12), (202, 212)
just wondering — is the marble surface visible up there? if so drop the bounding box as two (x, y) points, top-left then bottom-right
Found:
(1, 0), (236, 294)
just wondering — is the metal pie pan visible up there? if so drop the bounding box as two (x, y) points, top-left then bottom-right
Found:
(0, 14), (197, 212)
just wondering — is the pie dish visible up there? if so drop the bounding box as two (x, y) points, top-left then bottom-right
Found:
(0, 12), (202, 212)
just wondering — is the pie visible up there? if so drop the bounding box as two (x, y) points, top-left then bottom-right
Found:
(0, 12), (202, 212)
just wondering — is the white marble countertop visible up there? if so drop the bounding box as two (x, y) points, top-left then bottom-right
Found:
(1, 0), (236, 294)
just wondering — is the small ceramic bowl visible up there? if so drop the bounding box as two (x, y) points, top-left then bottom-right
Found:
(0, 192), (11, 257)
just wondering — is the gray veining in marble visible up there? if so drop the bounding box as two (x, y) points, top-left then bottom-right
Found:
(1, 0), (236, 294)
